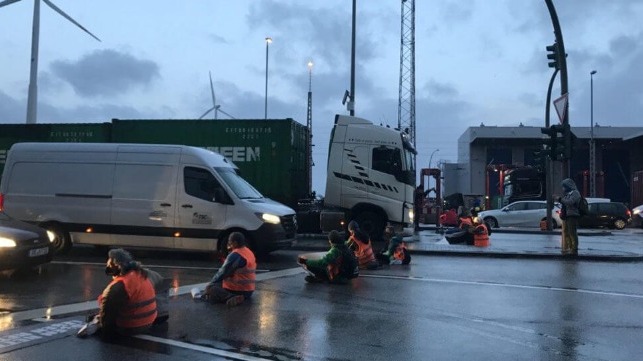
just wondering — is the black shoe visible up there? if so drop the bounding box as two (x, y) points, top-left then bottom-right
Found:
(305, 275), (323, 283)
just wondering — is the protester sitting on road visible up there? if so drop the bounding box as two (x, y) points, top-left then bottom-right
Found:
(298, 230), (359, 284)
(78, 248), (158, 339)
(456, 208), (476, 245)
(346, 220), (379, 270)
(202, 232), (256, 307)
(439, 208), (459, 227)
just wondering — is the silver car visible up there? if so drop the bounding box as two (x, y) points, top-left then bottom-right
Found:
(479, 200), (561, 228)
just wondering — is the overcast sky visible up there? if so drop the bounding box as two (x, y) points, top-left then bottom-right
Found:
(1, 1), (642, 195)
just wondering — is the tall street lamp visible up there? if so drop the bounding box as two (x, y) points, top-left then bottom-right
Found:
(428, 149), (439, 170)
(589, 70), (597, 197)
(265, 37), (272, 120)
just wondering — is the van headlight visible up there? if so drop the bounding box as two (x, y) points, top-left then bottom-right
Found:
(0, 237), (17, 248)
(257, 213), (281, 224)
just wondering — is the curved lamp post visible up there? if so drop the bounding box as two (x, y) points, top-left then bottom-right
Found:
(428, 149), (439, 170)
(264, 37), (272, 120)
(590, 70), (597, 197)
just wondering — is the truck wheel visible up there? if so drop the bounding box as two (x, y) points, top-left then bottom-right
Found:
(43, 223), (72, 254)
(354, 211), (385, 242)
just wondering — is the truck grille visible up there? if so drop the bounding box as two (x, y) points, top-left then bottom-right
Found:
(280, 214), (297, 235)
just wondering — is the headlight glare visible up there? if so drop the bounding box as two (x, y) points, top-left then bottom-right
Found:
(47, 231), (56, 243)
(0, 237), (17, 248)
(260, 213), (281, 224)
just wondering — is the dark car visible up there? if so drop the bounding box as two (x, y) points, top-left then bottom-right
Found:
(0, 211), (54, 271)
(578, 202), (632, 230)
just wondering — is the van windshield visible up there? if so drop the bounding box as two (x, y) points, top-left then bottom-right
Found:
(216, 167), (264, 199)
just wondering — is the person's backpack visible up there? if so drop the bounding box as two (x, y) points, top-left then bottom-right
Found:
(578, 196), (589, 216)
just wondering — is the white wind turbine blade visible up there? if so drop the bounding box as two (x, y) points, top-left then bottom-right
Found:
(0, 0), (23, 9)
(1, 0), (100, 123)
(43, 0), (101, 42)
(209, 71), (217, 119)
(218, 108), (236, 119)
(199, 106), (215, 120)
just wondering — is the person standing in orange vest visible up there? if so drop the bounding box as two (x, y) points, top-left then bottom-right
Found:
(203, 232), (256, 307)
(78, 248), (158, 339)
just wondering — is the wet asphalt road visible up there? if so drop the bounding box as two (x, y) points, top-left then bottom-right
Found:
(1, 232), (643, 361)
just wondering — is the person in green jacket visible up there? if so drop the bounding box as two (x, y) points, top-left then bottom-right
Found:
(298, 230), (358, 284)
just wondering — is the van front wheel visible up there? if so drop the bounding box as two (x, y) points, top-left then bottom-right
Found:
(44, 224), (72, 254)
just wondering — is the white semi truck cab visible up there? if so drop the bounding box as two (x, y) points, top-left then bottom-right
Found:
(321, 114), (416, 238)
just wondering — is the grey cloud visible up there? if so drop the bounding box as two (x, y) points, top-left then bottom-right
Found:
(0, 91), (24, 123)
(49, 49), (160, 98)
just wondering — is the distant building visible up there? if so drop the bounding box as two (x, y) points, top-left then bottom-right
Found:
(442, 125), (643, 207)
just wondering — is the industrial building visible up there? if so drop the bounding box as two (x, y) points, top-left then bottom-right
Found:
(443, 125), (643, 208)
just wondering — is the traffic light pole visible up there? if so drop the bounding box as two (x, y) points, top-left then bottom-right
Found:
(544, 68), (559, 231)
(544, 0), (569, 179)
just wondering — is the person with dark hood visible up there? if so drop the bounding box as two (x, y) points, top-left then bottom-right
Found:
(298, 230), (358, 284)
(78, 248), (157, 339)
(558, 178), (581, 255)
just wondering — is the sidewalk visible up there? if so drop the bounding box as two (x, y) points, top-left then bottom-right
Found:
(293, 226), (643, 262)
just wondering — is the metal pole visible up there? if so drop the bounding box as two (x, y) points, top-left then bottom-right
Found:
(349, 0), (356, 116)
(544, 0), (569, 178)
(589, 70), (597, 197)
(264, 37), (272, 120)
(428, 149), (439, 170)
(545, 68), (559, 231)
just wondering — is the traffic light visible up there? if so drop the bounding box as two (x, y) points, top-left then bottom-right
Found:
(546, 43), (560, 69)
(533, 148), (548, 170)
(540, 125), (559, 160)
(560, 123), (576, 160)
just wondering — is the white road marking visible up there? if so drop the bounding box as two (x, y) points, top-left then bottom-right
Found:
(364, 274), (643, 299)
(136, 335), (272, 361)
(51, 260), (271, 272)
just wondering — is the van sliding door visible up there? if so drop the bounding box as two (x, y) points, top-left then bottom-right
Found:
(111, 164), (177, 248)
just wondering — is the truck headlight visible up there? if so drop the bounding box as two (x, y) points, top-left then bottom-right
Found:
(408, 209), (414, 222)
(258, 213), (281, 225)
(0, 237), (17, 248)
(47, 231), (56, 243)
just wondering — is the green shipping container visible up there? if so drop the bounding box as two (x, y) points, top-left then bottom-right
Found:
(0, 122), (112, 176)
(111, 118), (309, 208)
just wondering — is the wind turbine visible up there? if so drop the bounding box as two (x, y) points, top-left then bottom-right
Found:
(199, 71), (235, 120)
(0, 0), (101, 124)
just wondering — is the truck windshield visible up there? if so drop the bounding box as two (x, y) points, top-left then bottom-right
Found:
(216, 167), (264, 199)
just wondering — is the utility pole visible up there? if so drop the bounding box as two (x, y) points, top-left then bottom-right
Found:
(349, 0), (356, 116)
(306, 61), (314, 196)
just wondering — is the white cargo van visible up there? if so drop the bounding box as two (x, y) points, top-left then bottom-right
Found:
(0, 143), (296, 255)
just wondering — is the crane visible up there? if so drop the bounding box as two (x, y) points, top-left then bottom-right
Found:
(398, 0), (416, 170)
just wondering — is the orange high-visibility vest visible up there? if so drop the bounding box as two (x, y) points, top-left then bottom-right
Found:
(474, 224), (490, 247)
(222, 246), (256, 292)
(349, 235), (376, 269)
(100, 271), (157, 329)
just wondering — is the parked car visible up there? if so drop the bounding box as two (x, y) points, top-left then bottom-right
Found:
(0, 211), (55, 271)
(553, 201), (632, 230)
(478, 200), (561, 228)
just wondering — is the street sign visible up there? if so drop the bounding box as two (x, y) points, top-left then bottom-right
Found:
(553, 93), (568, 124)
